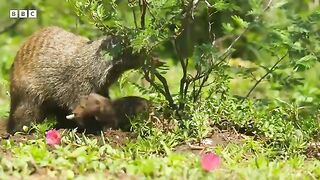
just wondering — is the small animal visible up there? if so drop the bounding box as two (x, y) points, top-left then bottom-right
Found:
(7, 26), (145, 134)
(67, 93), (150, 131)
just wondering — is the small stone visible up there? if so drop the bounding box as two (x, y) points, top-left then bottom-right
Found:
(22, 125), (29, 132)
(202, 138), (214, 146)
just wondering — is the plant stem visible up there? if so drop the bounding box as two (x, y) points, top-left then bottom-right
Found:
(243, 52), (288, 101)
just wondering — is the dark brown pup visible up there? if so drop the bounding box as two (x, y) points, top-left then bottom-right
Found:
(68, 93), (150, 131)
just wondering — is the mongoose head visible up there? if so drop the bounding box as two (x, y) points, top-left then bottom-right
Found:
(68, 93), (118, 129)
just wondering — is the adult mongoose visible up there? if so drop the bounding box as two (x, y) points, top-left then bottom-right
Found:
(7, 26), (145, 134)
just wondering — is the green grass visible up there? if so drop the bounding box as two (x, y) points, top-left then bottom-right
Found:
(0, 128), (319, 179)
(0, 67), (319, 179)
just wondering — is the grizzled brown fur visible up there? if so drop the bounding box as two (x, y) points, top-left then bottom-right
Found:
(7, 27), (144, 134)
(71, 93), (150, 131)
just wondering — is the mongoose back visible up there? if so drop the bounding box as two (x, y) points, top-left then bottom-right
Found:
(7, 26), (144, 134)
(69, 93), (150, 131)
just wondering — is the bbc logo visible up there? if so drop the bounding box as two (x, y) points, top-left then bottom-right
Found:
(10, 10), (37, 19)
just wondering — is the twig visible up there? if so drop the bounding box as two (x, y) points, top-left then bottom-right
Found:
(174, 39), (189, 110)
(140, 0), (147, 29)
(132, 7), (138, 29)
(143, 68), (177, 110)
(187, 143), (205, 150)
(0, 20), (24, 34)
(263, 0), (274, 11)
(177, 0), (195, 106)
(193, 50), (231, 102)
(143, 0), (155, 19)
(154, 70), (177, 109)
(243, 52), (288, 101)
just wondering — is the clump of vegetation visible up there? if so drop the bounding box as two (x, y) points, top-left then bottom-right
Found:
(67, 0), (320, 153)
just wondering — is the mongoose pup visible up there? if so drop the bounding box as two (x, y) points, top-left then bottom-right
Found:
(67, 93), (150, 131)
(7, 26), (145, 134)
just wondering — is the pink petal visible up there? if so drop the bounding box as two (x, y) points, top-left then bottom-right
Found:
(46, 129), (61, 145)
(201, 152), (221, 171)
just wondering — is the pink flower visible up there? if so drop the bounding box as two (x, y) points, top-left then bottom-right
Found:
(201, 152), (221, 172)
(45, 129), (61, 145)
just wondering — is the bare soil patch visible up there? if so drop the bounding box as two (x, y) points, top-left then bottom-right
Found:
(306, 141), (320, 160)
(103, 129), (136, 146)
(175, 127), (245, 154)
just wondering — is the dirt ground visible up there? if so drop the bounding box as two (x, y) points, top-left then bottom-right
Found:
(175, 127), (245, 154)
(0, 118), (244, 147)
(0, 118), (244, 179)
(1, 117), (319, 158)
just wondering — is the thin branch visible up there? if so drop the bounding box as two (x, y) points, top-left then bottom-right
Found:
(177, 0), (195, 108)
(154, 70), (177, 109)
(174, 38), (189, 109)
(250, 72), (258, 81)
(144, 0), (155, 19)
(193, 50), (231, 102)
(0, 20), (23, 34)
(193, 68), (211, 102)
(243, 52), (288, 101)
(264, 0), (274, 11)
(140, 0), (147, 29)
(179, 58), (189, 110)
(183, 77), (191, 99)
(183, 59), (190, 96)
(132, 7), (138, 29)
(144, 68), (182, 120)
(221, 29), (248, 58)
(143, 67), (177, 110)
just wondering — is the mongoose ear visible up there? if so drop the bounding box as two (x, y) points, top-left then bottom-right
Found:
(79, 95), (89, 107)
(80, 95), (88, 100)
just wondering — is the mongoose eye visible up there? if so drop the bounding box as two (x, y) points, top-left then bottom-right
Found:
(95, 100), (100, 105)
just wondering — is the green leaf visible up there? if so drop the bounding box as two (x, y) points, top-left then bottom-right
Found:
(231, 15), (249, 28)
(222, 23), (234, 33)
(294, 55), (317, 71)
(70, 146), (87, 157)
